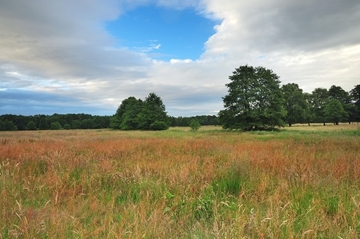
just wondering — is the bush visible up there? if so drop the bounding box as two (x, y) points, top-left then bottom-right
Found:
(189, 119), (201, 131)
(150, 120), (169, 130)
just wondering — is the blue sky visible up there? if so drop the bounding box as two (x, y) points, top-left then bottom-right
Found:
(0, 0), (359, 117)
(106, 6), (218, 61)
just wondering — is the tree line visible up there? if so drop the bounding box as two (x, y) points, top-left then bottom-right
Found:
(0, 111), (219, 132)
(0, 113), (111, 131)
(1, 65), (359, 131)
(219, 65), (360, 130)
(109, 92), (219, 130)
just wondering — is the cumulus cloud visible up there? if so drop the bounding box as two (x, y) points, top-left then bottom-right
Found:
(0, 0), (359, 116)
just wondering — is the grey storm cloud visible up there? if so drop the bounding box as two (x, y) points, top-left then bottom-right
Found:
(256, 0), (360, 51)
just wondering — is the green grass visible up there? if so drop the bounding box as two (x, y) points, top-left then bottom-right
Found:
(0, 125), (359, 238)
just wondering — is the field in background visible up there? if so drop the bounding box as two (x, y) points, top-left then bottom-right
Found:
(0, 125), (359, 238)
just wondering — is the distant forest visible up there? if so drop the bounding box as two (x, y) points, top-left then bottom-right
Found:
(1, 80), (359, 131)
(0, 113), (219, 131)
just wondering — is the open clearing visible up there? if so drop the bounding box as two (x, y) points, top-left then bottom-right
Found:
(1, 125), (359, 238)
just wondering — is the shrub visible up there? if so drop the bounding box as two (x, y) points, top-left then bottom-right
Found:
(150, 120), (169, 130)
(189, 119), (201, 131)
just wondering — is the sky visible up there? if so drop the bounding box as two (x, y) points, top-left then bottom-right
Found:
(1, 0), (359, 117)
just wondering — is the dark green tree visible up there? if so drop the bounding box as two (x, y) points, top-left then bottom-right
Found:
(112, 93), (168, 130)
(118, 97), (144, 130)
(111, 96), (143, 130)
(63, 123), (72, 130)
(2, 119), (17, 131)
(38, 117), (49, 130)
(50, 121), (62, 130)
(324, 99), (347, 125)
(81, 119), (95, 129)
(138, 93), (169, 130)
(350, 84), (360, 106)
(72, 120), (82, 129)
(310, 88), (329, 125)
(150, 120), (169, 130)
(219, 65), (286, 130)
(26, 121), (37, 130)
(303, 92), (314, 126)
(328, 85), (353, 123)
(350, 84), (360, 122)
(328, 85), (350, 104)
(282, 83), (308, 126)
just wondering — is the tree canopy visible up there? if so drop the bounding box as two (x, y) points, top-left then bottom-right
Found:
(219, 65), (286, 130)
(282, 83), (308, 127)
(324, 99), (347, 125)
(111, 92), (169, 131)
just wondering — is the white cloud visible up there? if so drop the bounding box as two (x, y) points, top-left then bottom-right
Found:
(0, 0), (359, 116)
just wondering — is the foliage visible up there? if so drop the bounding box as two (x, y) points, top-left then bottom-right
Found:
(0, 119), (17, 131)
(50, 121), (62, 130)
(328, 85), (350, 104)
(169, 115), (219, 127)
(114, 96), (143, 130)
(219, 65), (286, 130)
(26, 121), (37, 130)
(302, 92), (314, 125)
(112, 93), (169, 131)
(1, 84), (360, 132)
(350, 84), (360, 107)
(138, 93), (168, 130)
(310, 88), (329, 125)
(81, 118), (95, 129)
(350, 84), (360, 122)
(0, 114), (111, 131)
(189, 119), (201, 131)
(150, 120), (169, 130)
(324, 99), (347, 125)
(282, 83), (308, 126)
(72, 119), (82, 129)
(38, 118), (48, 130)
(63, 123), (72, 130)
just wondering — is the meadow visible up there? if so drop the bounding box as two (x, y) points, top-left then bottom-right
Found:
(0, 125), (359, 238)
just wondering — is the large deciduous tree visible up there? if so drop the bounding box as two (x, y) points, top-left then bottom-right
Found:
(324, 99), (347, 125)
(219, 65), (286, 130)
(310, 88), (329, 125)
(350, 84), (360, 122)
(328, 85), (353, 123)
(282, 83), (308, 126)
(303, 92), (314, 126)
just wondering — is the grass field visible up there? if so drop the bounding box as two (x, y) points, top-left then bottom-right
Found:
(0, 125), (359, 238)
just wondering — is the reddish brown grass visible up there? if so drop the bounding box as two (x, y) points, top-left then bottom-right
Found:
(0, 129), (359, 238)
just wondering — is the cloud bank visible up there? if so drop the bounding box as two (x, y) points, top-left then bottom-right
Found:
(1, 0), (359, 116)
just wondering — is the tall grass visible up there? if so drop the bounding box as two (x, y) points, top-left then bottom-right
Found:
(0, 127), (359, 238)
